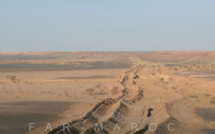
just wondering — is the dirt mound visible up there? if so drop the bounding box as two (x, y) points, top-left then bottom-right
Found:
(48, 63), (215, 134)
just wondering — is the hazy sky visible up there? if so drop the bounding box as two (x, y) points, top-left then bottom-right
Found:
(0, 0), (215, 52)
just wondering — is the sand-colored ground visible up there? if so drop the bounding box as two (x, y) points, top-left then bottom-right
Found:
(0, 52), (215, 134)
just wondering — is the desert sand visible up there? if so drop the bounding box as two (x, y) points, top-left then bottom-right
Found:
(0, 51), (215, 134)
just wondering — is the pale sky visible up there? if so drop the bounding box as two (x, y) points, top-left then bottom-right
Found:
(0, 0), (215, 52)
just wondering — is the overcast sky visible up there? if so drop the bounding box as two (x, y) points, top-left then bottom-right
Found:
(0, 0), (215, 52)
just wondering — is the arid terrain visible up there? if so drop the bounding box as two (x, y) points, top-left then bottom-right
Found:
(0, 51), (215, 134)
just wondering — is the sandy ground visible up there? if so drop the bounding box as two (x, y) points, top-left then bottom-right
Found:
(0, 52), (215, 134)
(0, 69), (126, 134)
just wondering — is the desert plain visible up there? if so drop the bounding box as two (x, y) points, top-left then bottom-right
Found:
(0, 51), (215, 134)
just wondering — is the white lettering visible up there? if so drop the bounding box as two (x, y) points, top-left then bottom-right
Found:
(95, 123), (103, 131)
(63, 123), (71, 133)
(149, 123), (157, 131)
(29, 123), (35, 131)
(168, 123), (175, 131)
(113, 123), (120, 131)
(45, 123), (52, 131)
(131, 123), (138, 131)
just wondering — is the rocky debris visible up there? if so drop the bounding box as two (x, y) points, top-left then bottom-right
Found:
(155, 117), (184, 134)
(48, 65), (146, 134)
(132, 80), (136, 85)
(130, 87), (144, 103)
(133, 73), (139, 79)
(116, 88), (128, 100)
(83, 101), (130, 134)
(48, 98), (117, 134)
(120, 75), (128, 85)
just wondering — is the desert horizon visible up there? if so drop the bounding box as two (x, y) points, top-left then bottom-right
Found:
(1, 1), (215, 134)
(0, 51), (215, 134)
